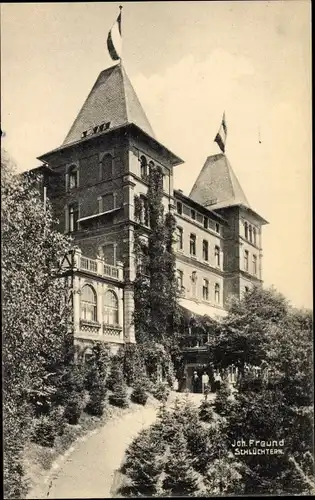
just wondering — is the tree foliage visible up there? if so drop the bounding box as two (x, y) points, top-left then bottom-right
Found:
(2, 151), (75, 498)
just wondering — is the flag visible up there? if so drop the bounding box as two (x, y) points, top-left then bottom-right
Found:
(214, 112), (227, 153)
(107, 8), (122, 61)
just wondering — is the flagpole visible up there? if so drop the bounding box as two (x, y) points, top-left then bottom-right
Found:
(119, 5), (123, 64)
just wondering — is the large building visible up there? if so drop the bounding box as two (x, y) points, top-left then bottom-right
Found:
(33, 61), (268, 382)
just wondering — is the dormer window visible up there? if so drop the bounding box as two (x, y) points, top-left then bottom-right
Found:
(68, 165), (78, 190)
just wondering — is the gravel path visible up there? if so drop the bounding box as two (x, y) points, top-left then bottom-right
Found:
(31, 391), (211, 499)
(44, 402), (158, 499)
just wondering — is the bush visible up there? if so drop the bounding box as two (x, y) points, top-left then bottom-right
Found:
(131, 385), (148, 406)
(151, 382), (170, 402)
(106, 358), (124, 392)
(64, 393), (83, 425)
(213, 381), (233, 417)
(31, 415), (56, 447)
(109, 380), (129, 408)
(86, 385), (107, 417)
(199, 400), (214, 423)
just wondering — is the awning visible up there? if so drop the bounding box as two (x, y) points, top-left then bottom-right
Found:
(179, 298), (227, 321)
(78, 207), (120, 223)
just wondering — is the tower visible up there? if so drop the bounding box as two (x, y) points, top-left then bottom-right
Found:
(37, 62), (183, 350)
(190, 152), (268, 304)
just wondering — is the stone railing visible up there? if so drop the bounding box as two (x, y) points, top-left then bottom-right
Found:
(79, 319), (101, 334)
(73, 249), (123, 281)
(102, 324), (123, 337)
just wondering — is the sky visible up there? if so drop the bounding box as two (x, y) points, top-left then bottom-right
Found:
(1, 1), (312, 309)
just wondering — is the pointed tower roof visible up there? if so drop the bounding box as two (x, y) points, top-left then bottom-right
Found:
(63, 63), (155, 146)
(189, 153), (250, 209)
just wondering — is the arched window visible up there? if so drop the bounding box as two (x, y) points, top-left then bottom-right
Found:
(253, 227), (257, 245)
(215, 283), (220, 303)
(140, 156), (147, 179)
(214, 245), (220, 266)
(104, 290), (119, 325)
(101, 153), (113, 180)
(244, 250), (249, 271)
(68, 165), (78, 190)
(249, 225), (253, 243)
(81, 285), (97, 322)
(244, 221), (248, 239)
(139, 195), (150, 227)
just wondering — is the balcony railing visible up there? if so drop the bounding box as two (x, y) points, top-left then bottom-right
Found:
(80, 256), (98, 274)
(103, 324), (123, 337)
(74, 250), (123, 280)
(104, 263), (119, 279)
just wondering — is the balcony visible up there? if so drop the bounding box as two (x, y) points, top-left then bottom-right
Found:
(73, 250), (123, 281)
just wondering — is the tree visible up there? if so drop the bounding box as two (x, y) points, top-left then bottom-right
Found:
(133, 164), (180, 379)
(2, 151), (74, 498)
(120, 426), (165, 497)
(85, 343), (110, 417)
(163, 428), (201, 496)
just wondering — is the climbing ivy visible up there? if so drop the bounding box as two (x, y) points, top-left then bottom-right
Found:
(133, 164), (182, 379)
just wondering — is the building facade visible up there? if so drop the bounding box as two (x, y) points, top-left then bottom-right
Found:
(33, 62), (268, 365)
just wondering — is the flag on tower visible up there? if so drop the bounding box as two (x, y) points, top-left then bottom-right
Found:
(107, 7), (122, 61)
(214, 112), (227, 153)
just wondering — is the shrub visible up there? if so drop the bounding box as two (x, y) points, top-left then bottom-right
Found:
(213, 381), (233, 417)
(31, 415), (56, 448)
(109, 380), (129, 408)
(64, 394), (83, 425)
(86, 385), (107, 417)
(151, 382), (170, 402)
(120, 426), (165, 497)
(199, 400), (214, 423)
(131, 385), (148, 406)
(106, 358), (124, 392)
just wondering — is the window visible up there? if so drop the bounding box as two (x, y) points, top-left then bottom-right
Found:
(176, 201), (182, 215)
(249, 225), (253, 243)
(253, 227), (257, 245)
(244, 221), (248, 239)
(139, 195), (150, 226)
(202, 279), (209, 301)
(215, 223), (220, 234)
(253, 255), (257, 275)
(191, 209), (196, 220)
(190, 234), (196, 256)
(104, 290), (119, 325)
(140, 156), (147, 179)
(81, 285), (97, 322)
(244, 250), (249, 271)
(203, 216), (208, 229)
(202, 240), (209, 261)
(101, 153), (113, 180)
(69, 203), (79, 233)
(68, 165), (78, 190)
(244, 286), (249, 293)
(215, 246), (220, 266)
(214, 283), (220, 303)
(102, 193), (115, 212)
(176, 270), (184, 290)
(177, 227), (183, 250)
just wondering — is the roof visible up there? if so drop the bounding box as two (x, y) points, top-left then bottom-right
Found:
(38, 122), (183, 167)
(63, 62), (155, 146)
(190, 153), (250, 209)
